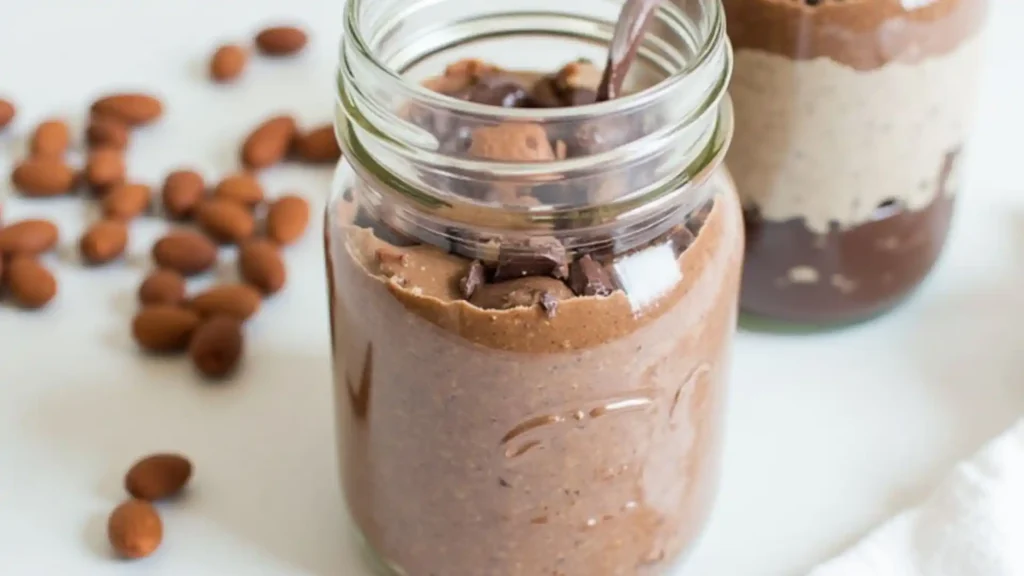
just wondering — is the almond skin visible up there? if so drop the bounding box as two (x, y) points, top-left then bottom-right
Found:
(239, 238), (286, 294)
(0, 99), (14, 130)
(210, 44), (248, 83)
(30, 119), (70, 157)
(151, 230), (218, 276)
(6, 256), (57, 309)
(293, 124), (341, 163)
(125, 453), (193, 501)
(196, 199), (255, 244)
(11, 158), (75, 197)
(190, 316), (244, 378)
(162, 170), (205, 220)
(86, 116), (129, 149)
(138, 269), (186, 306)
(188, 283), (261, 320)
(266, 195), (310, 245)
(91, 93), (163, 126)
(103, 183), (151, 220)
(132, 305), (202, 352)
(212, 172), (263, 207)
(80, 219), (128, 265)
(85, 148), (126, 192)
(255, 26), (308, 56)
(108, 499), (163, 559)
(241, 115), (297, 170)
(0, 219), (59, 256)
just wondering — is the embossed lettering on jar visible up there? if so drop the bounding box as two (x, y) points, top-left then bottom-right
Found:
(724, 0), (990, 326)
(325, 0), (742, 574)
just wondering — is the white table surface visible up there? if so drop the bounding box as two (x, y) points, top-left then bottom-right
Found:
(1, 1), (1022, 574)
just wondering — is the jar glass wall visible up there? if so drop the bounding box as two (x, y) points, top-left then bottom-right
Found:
(724, 0), (990, 326)
(326, 0), (742, 574)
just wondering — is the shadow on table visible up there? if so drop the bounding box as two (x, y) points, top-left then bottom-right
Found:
(25, 345), (369, 576)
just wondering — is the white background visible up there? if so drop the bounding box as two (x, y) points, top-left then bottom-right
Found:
(1, 1), (1022, 574)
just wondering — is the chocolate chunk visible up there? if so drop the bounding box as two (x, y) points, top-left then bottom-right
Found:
(527, 76), (565, 108)
(456, 76), (529, 108)
(671, 225), (696, 257)
(569, 254), (614, 297)
(469, 277), (574, 312)
(563, 88), (597, 106)
(539, 292), (559, 318)
(492, 236), (568, 281)
(459, 260), (486, 299)
(685, 200), (714, 236)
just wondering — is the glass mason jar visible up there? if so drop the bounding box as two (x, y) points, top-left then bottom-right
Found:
(724, 0), (989, 326)
(325, 0), (742, 574)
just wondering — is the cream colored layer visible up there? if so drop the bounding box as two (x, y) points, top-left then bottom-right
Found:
(727, 34), (984, 233)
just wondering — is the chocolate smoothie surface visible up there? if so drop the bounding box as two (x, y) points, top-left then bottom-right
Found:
(327, 57), (744, 575)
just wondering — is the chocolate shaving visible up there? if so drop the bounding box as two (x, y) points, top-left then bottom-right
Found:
(569, 254), (614, 297)
(492, 236), (569, 282)
(459, 260), (486, 300)
(539, 292), (559, 319)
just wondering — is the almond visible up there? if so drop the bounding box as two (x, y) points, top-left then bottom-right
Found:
(190, 316), (244, 378)
(241, 115), (297, 170)
(212, 172), (263, 207)
(210, 44), (248, 83)
(254, 26), (308, 56)
(6, 256), (57, 309)
(132, 305), (202, 352)
(11, 158), (75, 197)
(0, 219), (59, 256)
(0, 98), (14, 130)
(162, 169), (205, 219)
(86, 116), (129, 150)
(30, 119), (70, 157)
(188, 283), (261, 320)
(103, 182), (151, 220)
(85, 148), (126, 192)
(125, 453), (193, 500)
(293, 124), (341, 163)
(80, 220), (129, 265)
(239, 238), (286, 294)
(196, 198), (255, 244)
(266, 195), (310, 245)
(138, 269), (186, 306)
(151, 230), (217, 276)
(107, 499), (163, 559)
(91, 93), (163, 126)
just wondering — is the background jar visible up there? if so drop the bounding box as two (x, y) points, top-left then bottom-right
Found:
(724, 0), (990, 326)
(325, 0), (742, 574)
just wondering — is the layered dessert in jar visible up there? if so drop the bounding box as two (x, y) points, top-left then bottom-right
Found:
(326, 47), (743, 576)
(724, 0), (989, 325)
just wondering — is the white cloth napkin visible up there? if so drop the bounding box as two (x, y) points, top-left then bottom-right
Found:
(810, 420), (1024, 576)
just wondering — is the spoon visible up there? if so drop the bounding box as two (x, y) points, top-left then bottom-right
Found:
(595, 0), (663, 102)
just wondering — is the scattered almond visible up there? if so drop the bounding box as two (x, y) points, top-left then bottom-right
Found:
(0, 98), (14, 130)
(29, 119), (70, 157)
(85, 148), (126, 192)
(210, 44), (248, 83)
(80, 220), (129, 265)
(11, 158), (75, 197)
(190, 316), (244, 378)
(212, 172), (263, 207)
(266, 195), (310, 245)
(6, 256), (57, 309)
(241, 115), (297, 170)
(86, 116), (130, 150)
(254, 26), (308, 56)
(125, 453), (193, 501)
(103, 182), (151, 220)
(107, 499), (163, 559)
(239, 238), (286, 294)
(0, 219), (59, 256)
(91, 93), (164, 126)
(138, 269), (186, 306)
(189, 283), (261, 321)
(161, 170), (205, 220)
(196, 198), (255, 244)
(293, 124), (341, 163)
(151, 230), (218, 276)
(132, 305), (202, 352)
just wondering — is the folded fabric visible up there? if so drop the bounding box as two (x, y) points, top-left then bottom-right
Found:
(810, 420), (1024, 576)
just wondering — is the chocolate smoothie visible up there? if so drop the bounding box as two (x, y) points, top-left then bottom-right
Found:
(327, 58), (744, 575)
(724, 0), (988, 324)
